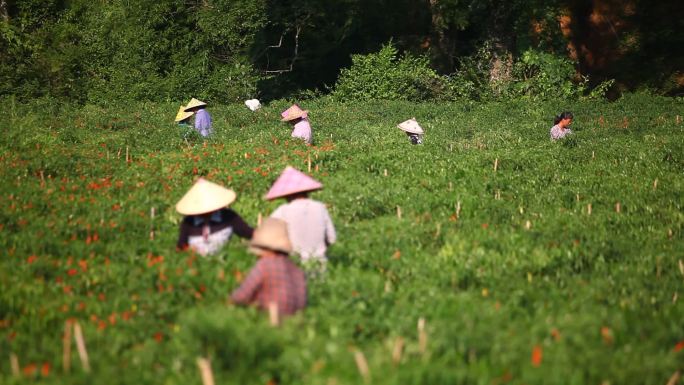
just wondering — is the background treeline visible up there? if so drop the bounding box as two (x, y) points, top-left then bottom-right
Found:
(1, 0), (682, 103)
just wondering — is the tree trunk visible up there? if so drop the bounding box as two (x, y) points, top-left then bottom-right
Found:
(1, 0), (9, 22)
(487, 5), (516, 93)
(428, 0), (455, 73)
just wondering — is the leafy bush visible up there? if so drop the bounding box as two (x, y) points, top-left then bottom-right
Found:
(332, 42), (448, 101)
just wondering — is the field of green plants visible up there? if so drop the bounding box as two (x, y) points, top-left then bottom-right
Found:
(1, 94), (683, 384)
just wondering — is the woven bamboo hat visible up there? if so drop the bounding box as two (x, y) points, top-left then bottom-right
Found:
(184, 98), (207, 111)
(175, 105), (194, 122)
(397, 118), (424, 134)
(249, 218), (292, 255)
(281, 104), (308, 122)
(176, 178), (237, 216)
(265, 166), (323, 200)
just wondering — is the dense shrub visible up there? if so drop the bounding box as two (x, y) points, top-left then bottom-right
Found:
(332, 43), (448, 101)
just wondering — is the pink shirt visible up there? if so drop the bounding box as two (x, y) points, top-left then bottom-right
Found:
(550, 124), (572, 140)
(270, 198), (336, 262)
(291, 119), (312, 144)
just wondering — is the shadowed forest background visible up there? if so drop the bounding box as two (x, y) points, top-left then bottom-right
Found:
(1, 0), (682, 103)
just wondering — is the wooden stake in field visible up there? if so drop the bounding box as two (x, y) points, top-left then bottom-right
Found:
(149, 207), (155, 241)
(125, 146), (129, 163)
(40, 170), (45, 187)
(392, 337), (404, 366)
(592, 151), (595, 160)
(196, 357), (215, 385)
(494, 158), (499, 172)
(10, 353), (20, 377)
(666, 370), (680, 385)
(678, 259), (684, 277)
(63, 321), (73, 373)
(353, 349), (370, 383)
(307, 154), (312, 173)
(587, 204), (592, 215)
(383, 169), (388, 177)
(418, 317), (427, 355)
(268, 302), (279, 327)
(615, 202), (621, 213)
(456, 201), (461, 219)
(525, 220), (532, 230)
(73, 321), (91, 372)
(676, 115), (681, 125)
(396, 206), (402, 220)
(653, 178), (658, 191)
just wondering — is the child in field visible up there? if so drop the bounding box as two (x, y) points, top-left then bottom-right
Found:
(266, 166), (336, 271)
(397, 118), (424, 145)
(230, 218), (307, 317)
(176, 178), (253, 256)
(184, 98), (213, 137)
(281, 104), (312, 144)
(550, 111), (574, 140)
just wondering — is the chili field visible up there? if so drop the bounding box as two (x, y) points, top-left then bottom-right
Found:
(1, 94), (683, 384)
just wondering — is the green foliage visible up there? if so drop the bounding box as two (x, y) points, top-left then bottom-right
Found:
(332, 43), (447, 101)
(508, 49), (584, 99)
(0, 95), (682, 384)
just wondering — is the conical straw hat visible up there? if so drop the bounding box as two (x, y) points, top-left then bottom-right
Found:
(265, 166), (323, 200)
(176, 178), (237, 215)
(397, 118), (424, 134)
(281, 104), (308, 122)
(175, 105), (194, 122)
(184, 98), (207, 111)
(248, 218), (293, 255)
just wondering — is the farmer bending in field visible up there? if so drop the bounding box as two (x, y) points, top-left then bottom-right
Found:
(176, 178), (253, 256)
(266, 166), (336, 274)
(230, 218), (307, 317)
(184, 98), (212, 137)
(397, 118), (424, 145)
(281, 104), (313, 144)
(550, 111), (573, 140)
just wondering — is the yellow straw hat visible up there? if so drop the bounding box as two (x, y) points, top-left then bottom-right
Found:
(248, 218), (293, 255)
(175, 105), (194, 122)
(184, 98), (207, 111)
(175, 178), (237, 216)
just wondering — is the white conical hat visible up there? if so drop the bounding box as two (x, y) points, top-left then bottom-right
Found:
(176, 178), (237, 215)
(175, 105), (194, 122)
(397, 118), (424, 134)
(184, 98), (207, 111)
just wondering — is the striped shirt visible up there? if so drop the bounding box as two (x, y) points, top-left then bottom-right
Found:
(231, 256), (307, 316)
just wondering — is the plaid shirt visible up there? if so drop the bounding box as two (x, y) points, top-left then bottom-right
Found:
(230, 256), (307, 316)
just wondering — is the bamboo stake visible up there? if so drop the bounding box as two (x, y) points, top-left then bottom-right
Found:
(125, 146), (129, 163)
(353, 349), (370, 383)
(455, 201), (461, 219)
(63, 321), (73, 373)
(149, 207), (155, 241)
(196, 357), (215, 385)
(73, 321), (91, 372)
(493, 158), (498, 172)
(592, 151), (595, 159)
(392, 337), (404, 365)
(673, 292), (678, 304)
(418, 318), (427, 355)
(383, 169), (388, 177)
(615, 202), (621, 213)
(525, 220), (532, 230)
(268, 302), (279, 327)
(307, 154), (312, 173)
(587, 204), (592, 215)
(653, 178), (658, 190)
(10, 353), (19, 377)
(396, 206), (402, 220)
(678, 259), (683, 277)
(666, 370), (680, 385)
(117, 148), (121, 159)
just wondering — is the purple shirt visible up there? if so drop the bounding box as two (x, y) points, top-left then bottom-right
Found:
(194, 109), (212, 137)
(291, 118), (312, 144)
